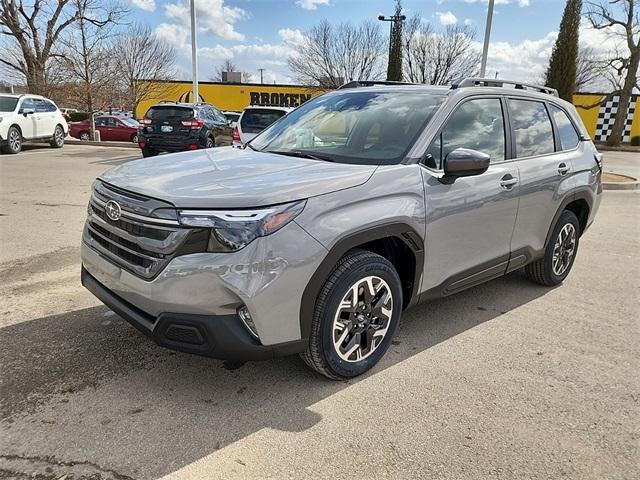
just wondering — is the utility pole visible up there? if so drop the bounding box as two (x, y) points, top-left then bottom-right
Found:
(190, 0), (199, 103)
(258, 68), (265, 84)
(480, 0), (495, 77)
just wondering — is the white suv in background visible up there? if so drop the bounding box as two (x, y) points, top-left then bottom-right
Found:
(233, 106), (293, 146)
(0, 94), (68, 154)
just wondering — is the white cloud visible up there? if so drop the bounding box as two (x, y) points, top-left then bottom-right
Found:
(437, 11), (458, 26)
(130, 0), (155, 11)
(518, 0), (530, 6)
(464, 18), (474, 25)
(164, 0), (246, 41)
(463, 0), (526, 5)
(296, 0), (330, 10)
(278, 28), (306, 46)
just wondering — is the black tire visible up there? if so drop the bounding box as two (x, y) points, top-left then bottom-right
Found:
(131, 134), (138, 144)
(205, 136), (215, 149)
(79, 131), (90, 141)
(141, 146), (158, 158)
(50, 124), (65, 148)
(1, 126), (22, 154)
(525, 210), (580, 286)
(300, 249), (403, 380)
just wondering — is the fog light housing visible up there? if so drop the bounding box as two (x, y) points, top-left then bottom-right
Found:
(238, 306), (259, 339)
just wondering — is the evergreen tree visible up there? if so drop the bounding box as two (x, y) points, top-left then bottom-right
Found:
(545, 0), (582, 101)
(387, 0), (404, 81)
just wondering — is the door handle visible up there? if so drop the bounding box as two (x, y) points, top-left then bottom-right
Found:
(558, 163), (570, 176)
(500, 174), (518, 190)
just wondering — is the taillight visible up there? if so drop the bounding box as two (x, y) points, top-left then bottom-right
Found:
(181, 119), (204, 129)
(139, 117), (152, 125)
(233, 126), (240, 142)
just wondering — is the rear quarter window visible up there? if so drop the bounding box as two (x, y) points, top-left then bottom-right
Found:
(549, 104), (580, 150)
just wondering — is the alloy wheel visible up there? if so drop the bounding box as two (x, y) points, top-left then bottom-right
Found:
(206, 138), (214, 148)
(80, 132), (90, 141)
(552, 223), (576, 276)
(332, 276), (393, 362)
(54, 127), (64, 146)
(9, 129), (21, 152)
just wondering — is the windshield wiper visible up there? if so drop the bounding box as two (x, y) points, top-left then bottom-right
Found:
(264, 150), (335, 162)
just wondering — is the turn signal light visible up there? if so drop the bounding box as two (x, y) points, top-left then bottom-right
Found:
(232, 126), (240, 142)
(181, 119), (205, 129)
(139, 118), (152, 125)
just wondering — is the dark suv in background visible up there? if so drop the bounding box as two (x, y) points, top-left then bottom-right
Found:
(138, 102), (233, 157)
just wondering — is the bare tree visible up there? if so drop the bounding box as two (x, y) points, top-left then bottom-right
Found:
(56, 0), (124, 138)
(0, 0), (126, 95)
(113, 23), (176, 112)
(288, 20), (385, 88)
(575, 47), (602, 91)
(402, 16), (480, 85)
(211, 58), (253, 83)
(585, 0), (639, 145)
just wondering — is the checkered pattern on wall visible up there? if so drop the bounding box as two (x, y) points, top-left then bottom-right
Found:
(594, 94), (637, 143)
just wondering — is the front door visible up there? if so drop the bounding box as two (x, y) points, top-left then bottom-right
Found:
(420, 97), (520, 297)
(16, 98), (37, 139)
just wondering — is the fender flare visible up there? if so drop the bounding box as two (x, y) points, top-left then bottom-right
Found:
(299, 222), (424, 340)
(544, 188), (594, 247)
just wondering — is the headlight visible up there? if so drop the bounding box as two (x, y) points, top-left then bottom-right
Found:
(178, 200), (306, 252)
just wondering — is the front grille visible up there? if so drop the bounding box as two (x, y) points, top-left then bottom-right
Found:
(84, 182), (205, 279)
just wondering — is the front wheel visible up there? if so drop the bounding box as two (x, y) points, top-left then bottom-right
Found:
(1, 126), (22, 154)
(301, 249), (402, 380)
(131, 134), (138, 144)
(50, 125), (65, 148)
(525, 210), (580, 286)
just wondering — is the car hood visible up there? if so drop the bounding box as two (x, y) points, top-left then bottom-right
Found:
(99, 146), (377, 208)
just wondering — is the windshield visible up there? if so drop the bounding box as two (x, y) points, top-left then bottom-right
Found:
(251, 90), (445, 165)
(241, 108), (287, 134)
(0, 96), (19, 112)
(224, 113), (240, 122)
(120, 117), (139, 127)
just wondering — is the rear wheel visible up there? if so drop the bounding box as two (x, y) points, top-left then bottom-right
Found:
(205, 136), (215, 149)
(141, 146), (158, 158)
(130, 134), (138, 144)
(50, 124), (65, 148)
(1, 126), (22, 154)
(301, 249), (402, 380)
(79, 131), (90, 141)
(525, 210), (580, 286)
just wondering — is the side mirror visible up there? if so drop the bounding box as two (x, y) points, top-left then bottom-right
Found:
(442, 148), (490, 181)
(21, 108), (35, 115)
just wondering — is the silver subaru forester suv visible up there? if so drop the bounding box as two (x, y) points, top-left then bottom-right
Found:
(81, 79), (602, 379)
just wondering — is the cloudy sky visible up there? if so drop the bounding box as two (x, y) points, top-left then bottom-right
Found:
(127, 0), (625, 86)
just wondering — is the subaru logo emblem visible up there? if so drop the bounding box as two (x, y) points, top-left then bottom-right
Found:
(105, 200), (122, 221)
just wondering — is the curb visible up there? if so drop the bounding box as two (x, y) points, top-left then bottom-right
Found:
(65, 139), (139, 149)
(603, 172), (639, 191)
(595, 144), (640, 153)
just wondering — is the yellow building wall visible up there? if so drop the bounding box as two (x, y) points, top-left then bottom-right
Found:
(573, 93), (640, 142)
(135, 81), (321, 118)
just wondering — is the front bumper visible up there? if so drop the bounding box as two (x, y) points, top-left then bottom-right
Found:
(81, 219), (328, 358)
(81, 267), (305, 360)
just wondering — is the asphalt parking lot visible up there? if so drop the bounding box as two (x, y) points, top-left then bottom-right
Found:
(0, 144), (638, 480)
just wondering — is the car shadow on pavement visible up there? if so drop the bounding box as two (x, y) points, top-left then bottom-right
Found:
(0, 270), (553, 479)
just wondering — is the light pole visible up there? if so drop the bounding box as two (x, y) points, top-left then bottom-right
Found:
(258, 68), (265, 84)
(480, 0), (495, 78)
(190, 0), (199, 103)
(378, 13), (406, 81)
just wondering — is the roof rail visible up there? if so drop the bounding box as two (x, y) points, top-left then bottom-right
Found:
(338, 80), (418, 90)
(451, 78), (558, 97)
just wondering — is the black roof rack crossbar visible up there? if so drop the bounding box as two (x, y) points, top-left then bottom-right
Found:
(450, 78), (559, 97)
(338, 80), (418, 89)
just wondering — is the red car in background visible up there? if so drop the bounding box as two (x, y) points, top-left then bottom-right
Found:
(69, 115), (139, 143)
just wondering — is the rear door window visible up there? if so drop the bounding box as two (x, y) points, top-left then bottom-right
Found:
(549, 104), (580, 151)
(241, 109), (286, 134)
(508, 99), (555, 157)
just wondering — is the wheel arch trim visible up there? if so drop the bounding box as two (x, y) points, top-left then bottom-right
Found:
(299, 222), (424, 340)
(544, 189), (593, 247)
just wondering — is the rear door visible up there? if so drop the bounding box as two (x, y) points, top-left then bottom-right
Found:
(94, 117), (110, 140)
(507, 98), (577, 264)
(239, 108), (287, 143)
(420, 96), (520, 296)
(35, 99), (57, 137)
